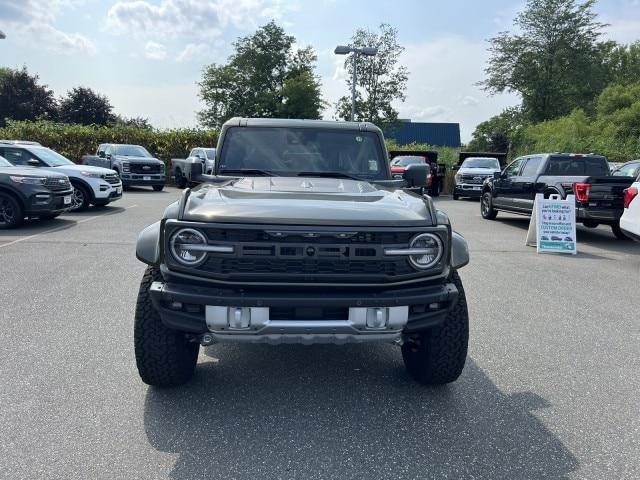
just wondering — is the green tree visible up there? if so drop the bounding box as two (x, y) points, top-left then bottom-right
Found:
(481, 0), (611, 123)
(605, 42), (640, 86)
(112, 115), (153, 129)
(336, 24), (409, 128)
(58, 86), (114, 125)
(0, 67), (57, 126)
(467, 108), (524, 152)
(198, 21), (323, 128)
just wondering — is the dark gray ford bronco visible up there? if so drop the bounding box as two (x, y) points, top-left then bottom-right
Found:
(135, 118), (470, 387)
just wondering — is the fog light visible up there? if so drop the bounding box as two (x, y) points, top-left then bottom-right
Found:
(228, 307), (251, 330)
(365, 308), (388, 329)
(170, 301), (183, 310)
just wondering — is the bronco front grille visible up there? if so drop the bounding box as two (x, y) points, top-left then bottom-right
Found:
(166, 224), (448, 285)
(44, 177), (71, 191)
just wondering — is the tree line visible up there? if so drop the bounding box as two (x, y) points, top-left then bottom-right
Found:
(0, 21), (408, 131)
(469, 0), (640, 161)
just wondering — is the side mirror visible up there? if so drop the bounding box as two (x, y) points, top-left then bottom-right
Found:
(452, 165), (460, 171)
(493, 172), (501, 180)
(190, 161), (203, 181)
(27, 158), (40, 167)
(106, 153), (112, 160)
(403, 163), (430, 188)
(98, 151), (105, 158)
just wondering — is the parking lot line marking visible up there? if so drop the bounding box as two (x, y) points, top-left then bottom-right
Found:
(0, 205), (138, 249)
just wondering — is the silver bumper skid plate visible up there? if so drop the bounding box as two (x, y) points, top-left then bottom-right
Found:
(205, 305), (409, 344)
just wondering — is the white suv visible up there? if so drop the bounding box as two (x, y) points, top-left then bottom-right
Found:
(0, 144), (122, 211)
(620, 178), (639, 241)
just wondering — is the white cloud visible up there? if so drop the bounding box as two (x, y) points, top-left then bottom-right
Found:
(603, 18), (640, 44)
(0, 0), (96, 55)
(144, 41), (167, 60)
(176, 43), (212, 63)
(106, 0), (291, 38)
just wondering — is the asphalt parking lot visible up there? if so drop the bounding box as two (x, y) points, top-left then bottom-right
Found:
(1, 187), (638, 480)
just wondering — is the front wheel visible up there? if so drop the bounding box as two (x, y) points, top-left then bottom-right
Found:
(152, 185), (164, 192)
(0, 193), (23, 229)
(480, 192), (498, 219)
(402, 271), (469, 385)
(175, 169), (187, 189)
(70, 183), (91, 211)
(611, 221), (631, 240)
(134, 266), (199, 386)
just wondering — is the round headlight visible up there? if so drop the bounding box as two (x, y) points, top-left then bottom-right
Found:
(408, 233), (443, 270)
(170, 228), (208, 266)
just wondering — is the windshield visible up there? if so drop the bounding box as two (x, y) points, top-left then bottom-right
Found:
(28, 147), (75, 166)
(204, 149), (216, 158)
(461, 158), (500, 169)
(115, 145), (151, 157)
(218, 127), (387, 179)
(0, 155), (13, 167)
(391, 156), (425, 166)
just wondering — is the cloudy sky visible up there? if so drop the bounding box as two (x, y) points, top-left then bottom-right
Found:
(1, 0), (639, 141)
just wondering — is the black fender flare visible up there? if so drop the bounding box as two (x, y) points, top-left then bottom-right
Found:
(544, 186), (564, 199)
(136, 221), (161, 266)
(0, 185), (26, 210)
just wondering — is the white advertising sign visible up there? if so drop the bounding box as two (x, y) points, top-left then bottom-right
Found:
(529, 193), (577, 254)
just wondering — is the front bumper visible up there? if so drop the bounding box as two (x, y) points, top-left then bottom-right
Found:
(148, 280), (459, 344)
(93, 181), (123, 201)
(454, 184), (483, 197)
(25, 187), (73, 215)
(121, 174), (165, 186)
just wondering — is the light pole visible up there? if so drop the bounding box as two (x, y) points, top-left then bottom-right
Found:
(334, 45), (377, 122)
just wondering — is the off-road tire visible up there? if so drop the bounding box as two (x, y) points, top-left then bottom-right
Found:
(611, 221), (630, 240)
(0, 193), (23, 229)
(480, 191), (498, 219)
(430, 181), (440, 197)
(402, 271), (469, 385)
(152, 185), (164, 192)
(175, 169), (187, 189)
(134, 266), (199, 387)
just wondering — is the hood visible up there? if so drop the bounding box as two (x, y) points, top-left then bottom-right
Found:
(51, 165), (114, 175)
(115, 155), (162, 164)
(181, 176), (435, 226)
(457, 167), (500, 175)
(0, 166), (67, 178)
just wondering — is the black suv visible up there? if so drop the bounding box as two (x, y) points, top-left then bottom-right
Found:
(0, 154), (73, 229)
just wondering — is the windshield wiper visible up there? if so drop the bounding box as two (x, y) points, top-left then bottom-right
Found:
(296, 171), (363, 181)
(220, 168), (275, 177)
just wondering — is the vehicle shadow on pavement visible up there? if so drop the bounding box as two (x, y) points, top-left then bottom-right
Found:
(143, 345), (578, 479)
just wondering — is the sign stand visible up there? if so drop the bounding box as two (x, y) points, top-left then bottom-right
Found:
(526, 193), (577, 254)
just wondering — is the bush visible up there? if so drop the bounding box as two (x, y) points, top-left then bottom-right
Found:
(0, 120), (218, 166)
(512, 82), (640, 161)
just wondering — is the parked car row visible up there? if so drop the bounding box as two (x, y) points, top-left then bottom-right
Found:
(0, 139), (171, 229)
(478, 152), (639, 240)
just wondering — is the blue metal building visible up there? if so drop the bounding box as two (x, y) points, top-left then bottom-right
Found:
(385, 121), (461, 147)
